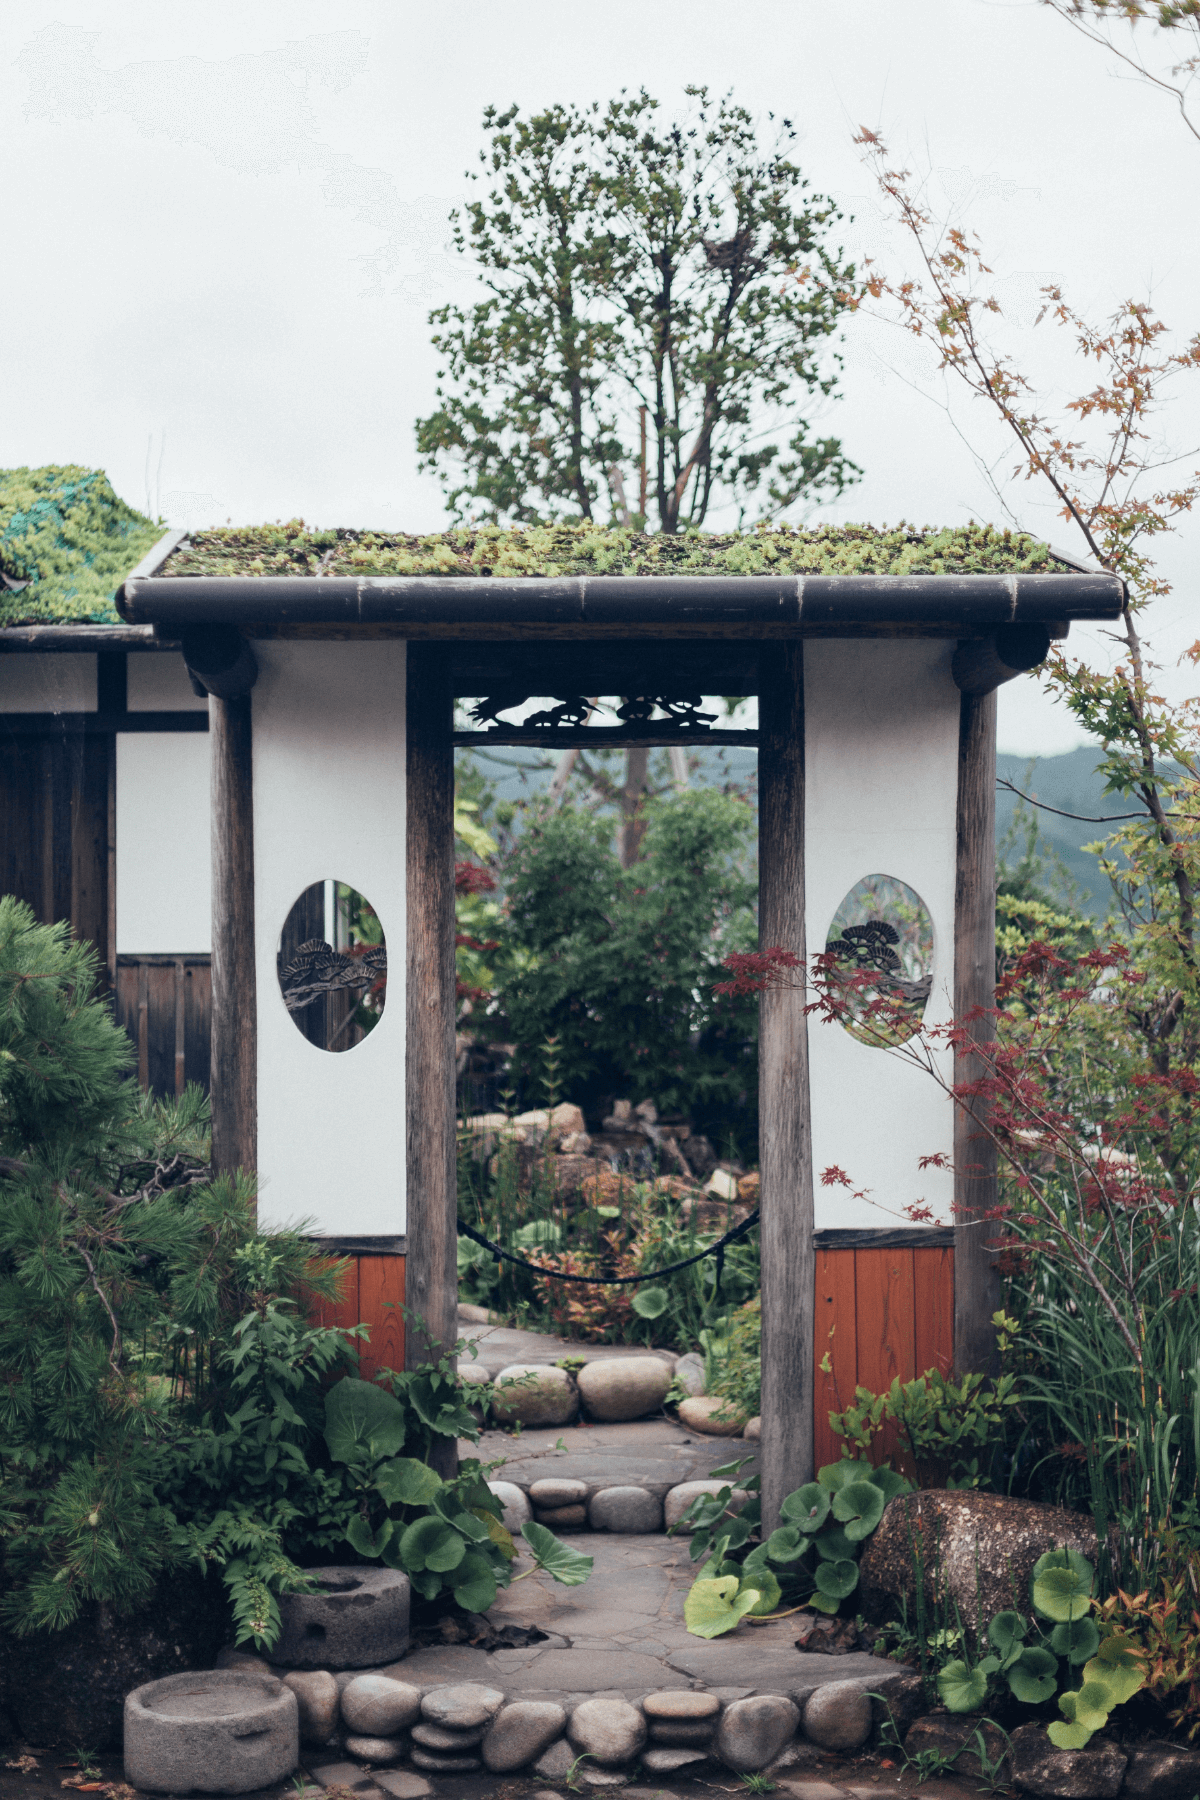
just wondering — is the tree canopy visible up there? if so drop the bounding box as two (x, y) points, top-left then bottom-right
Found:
(416, 88), (861, 533)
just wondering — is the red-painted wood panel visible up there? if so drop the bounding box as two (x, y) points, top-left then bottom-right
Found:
(914, 1247), (955, 1379)
(854, 1246), (917, 1468)
(358, 1255), (406, 1382)
(813, 1248), (858, 1473)
(309, 1255), (360, 1340)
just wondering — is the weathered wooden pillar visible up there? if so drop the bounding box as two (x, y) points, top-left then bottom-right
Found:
(210, 693), (257, 1179)
(405, 644), (458, 1477)
(758, 640), (814, 1534)
(953, 687), (1000, 1374)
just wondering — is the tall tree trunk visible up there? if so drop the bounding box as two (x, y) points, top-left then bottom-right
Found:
(618, 747), (650, 868)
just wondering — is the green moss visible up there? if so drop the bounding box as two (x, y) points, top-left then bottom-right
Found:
(0, 466), (163, 626)
(163, 519), (1071, 580)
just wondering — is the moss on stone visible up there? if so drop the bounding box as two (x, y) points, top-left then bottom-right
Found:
(0, 467), (163, 626)
(162, 519), (1071, 581)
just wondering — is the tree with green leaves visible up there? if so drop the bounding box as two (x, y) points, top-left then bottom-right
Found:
(417, 87), (860, 532)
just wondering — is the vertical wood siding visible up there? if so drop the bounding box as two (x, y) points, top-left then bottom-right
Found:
(310, 1254), (406, 1382)
(813, 1245), (955, 1474)
(1, 730), (111, 975)
(115, 955), (211, 1097)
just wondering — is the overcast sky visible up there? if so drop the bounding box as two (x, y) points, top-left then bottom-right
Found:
(5, 0), (1197, 755)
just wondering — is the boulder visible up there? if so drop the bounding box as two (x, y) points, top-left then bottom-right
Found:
(1123, 1742), (1200, 1800)
(588, 1486), (663, 1532)
(801, 1681), (872, 1751)
(705, 1169), (740, 1201)
(1010, 1722), (1126, 1798)
(568, 1696), (649, 1765)
(345, 1734), (407, 1762)
(859, 1491), (1097, 1645)
(341, 1675), (422, 1736)
(488, 1479), (532, 1532)
(744, 1416), (762, 1440)
(124, 1670), (298, 1795)
(673, 1352), (706, 1397)
(737, 1171), (761, 1203)
(643, 1691), (720, 1721)
(677, 1395), (747, 1436)
(482, 1700), (568, 1772)
(411, 1720), (484, 1750)
(0, 1567), (229, 1750)
(555, 1154), (599, 1196)
(663, 1479), (748, 1531)
(457, 1361), (491, 1388)
(578, 1356), (672, 1422)
(536, 1504), (588, 1528)
(533, 1735), (578, 1780)
(492, 1363), (579, 1427)
(282, 1670), (339, 1744)
(274, 1567), (410, 1669)
(716, 1695), (800, 1771)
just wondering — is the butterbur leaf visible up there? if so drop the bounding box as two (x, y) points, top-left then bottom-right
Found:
(473, 1508), (516, 1560)
(399, 1515), (460, 1572)
(766, 1525), (809, 1563)
(374, 1457), (443, 1508)
(452, 1551), (498, 1613)
(1007, 1646), (1059, 1703)
(1060, 1680), (1112, 1735)
(346, 1513), (392, 1559)
(743, 1570), (782, 1616)
(1050, 1617), (1100, 1665)
(781, 1483), (831, 1532)
(817, 1459), (876, 1492)
(937, 1660), (989, 1714)
(1083, 1639), (1146, 1709)
(521, 1521), (593, 1586)
(977, 1655), (1001, 1676)
(988, 1609), (1027, 1669)
(814, 1526), (856, 1561)
(814, 1557), (859, 1601)
(866, 1466), (911, 1502)
(684, 1575), (761, 1639)
(807, 1589), (841, 1614)
(1048, 1719), (1093, 1751)
(631, 1285), (669, 1319)
(831, 1479), (885, 1541)
(324, 1379), (407, 1464)
(1031, 1549), (1095, 1622)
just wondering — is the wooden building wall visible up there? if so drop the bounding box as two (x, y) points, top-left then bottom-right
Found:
(310, 1253), (407, 1384)
(813, 1240), (955, 1472)
(0, 729), (112, 980)
(114, 955), (212, 1097)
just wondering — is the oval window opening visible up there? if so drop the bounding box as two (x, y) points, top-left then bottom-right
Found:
(824, 874), (933, 1046)
(277, 882), (386, 1052)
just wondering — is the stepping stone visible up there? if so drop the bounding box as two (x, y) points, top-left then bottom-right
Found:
(588, 1486), (662, 1532)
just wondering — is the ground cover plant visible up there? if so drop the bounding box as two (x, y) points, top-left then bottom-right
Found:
(0, 899), (589, 1651)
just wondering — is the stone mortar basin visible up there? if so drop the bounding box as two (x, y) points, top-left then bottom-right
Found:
(273, 1566), (411, 1670)
(124, 1670), (298, 1795)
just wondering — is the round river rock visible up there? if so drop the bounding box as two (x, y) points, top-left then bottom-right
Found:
(341, 1675), (422, 1736)
(576, 1355), (671, 1421)
(568, 1696), (648, 1766)
(491, 1363), (579, 1428)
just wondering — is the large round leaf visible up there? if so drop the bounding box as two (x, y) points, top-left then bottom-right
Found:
(744, 1570), (783, 1616)
(987, 1609), (1027, 1670)
(1083, 1638), (1146, 1708)
(817, 1459), (876, 1492)
(1032, 1550), (1095, 1622)
(521, 1521), (594, 1587)
(399, 1514), (462, 1573)
(831, 1480), (885, 1542)
(684, 1575), (762, 1639)
(452, 1551), (498, 1613)
(781, 1483), (831, 1533)
(814, 1526), (857, 1562)
(374, 1456), (443, 1508)
(1007, 1645), (1059, 1703)
(324, 1378), (407, 1464)
(631, 1285), (669, 1319)
(766, 1525), (810, 1564)
(866, 1466), (911, 1502)
(1050, 1617), (1100, 1666)
(937, 1660), (988, 1714)
(814, 1558), (859, 1601)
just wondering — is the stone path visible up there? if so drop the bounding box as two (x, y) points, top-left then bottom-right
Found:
(457, 1312), (681, 1376)
(466, 1418), (757, 1504)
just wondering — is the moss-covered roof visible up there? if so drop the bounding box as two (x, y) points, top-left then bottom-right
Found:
(0, 467), (163, 626)
(161, 520), (1073, 581)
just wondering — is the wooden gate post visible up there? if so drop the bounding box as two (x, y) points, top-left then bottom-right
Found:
(953, 687), (1000, 1373)
(405, 645), (458, 1477)
(210, 692), (257, 1179)
(758, 641), (815, 1534)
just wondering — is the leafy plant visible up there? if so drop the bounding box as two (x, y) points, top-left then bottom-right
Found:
(829, 1366), (1020, 1489)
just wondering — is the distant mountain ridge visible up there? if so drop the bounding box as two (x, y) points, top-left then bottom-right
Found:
(996, 744), (1134, 914)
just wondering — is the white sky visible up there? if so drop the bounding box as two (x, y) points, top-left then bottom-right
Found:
(5, 0), (1198, 756)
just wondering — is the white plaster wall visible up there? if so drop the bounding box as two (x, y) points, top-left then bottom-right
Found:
(128, 653), (208, 711)
(805, 640), (959, 1229)
(0, 653), (95, 711)
(252, 640), (406, 1237)
(116, 733), (212, 952)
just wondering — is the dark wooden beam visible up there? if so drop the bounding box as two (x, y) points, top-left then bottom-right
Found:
(210, 694), (257, 1181)
(952, 625), (1052, 697)
(757, 640), (814, 1534)
(405, 643), (458, 1478)
(953, 688), (1000, 1373)
(453, 728), (758, 748)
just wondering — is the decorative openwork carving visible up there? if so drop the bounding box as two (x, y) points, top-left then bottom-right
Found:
(825, 875), (934, 1046)
(278, 938), (387, 1013)
(465, 692), (719, 735)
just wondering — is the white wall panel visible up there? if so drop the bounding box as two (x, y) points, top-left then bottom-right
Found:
(805, 641), (959, 1229)
(0, 653), (95, 711)
(116, 733), (211, 952)
(128, 653), (208, 711)
(252, 640), (406, 1237)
